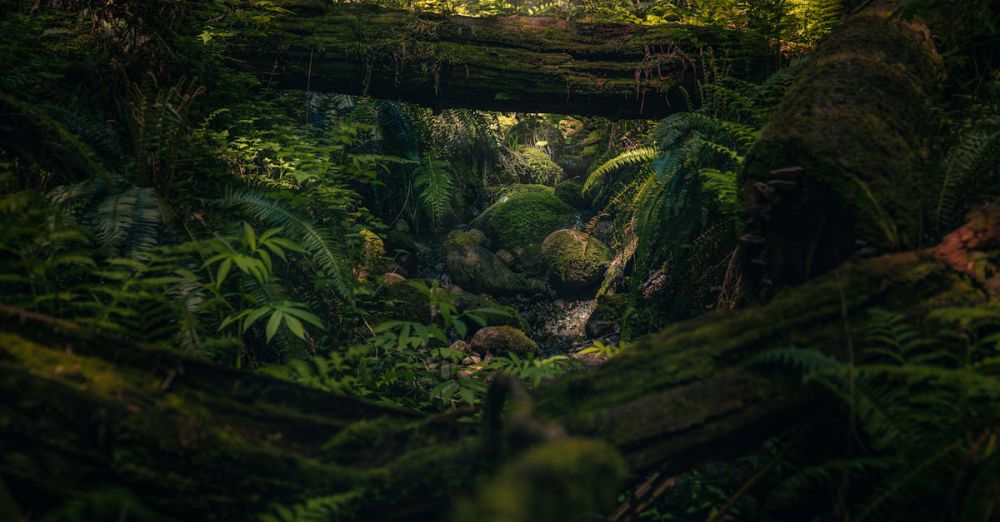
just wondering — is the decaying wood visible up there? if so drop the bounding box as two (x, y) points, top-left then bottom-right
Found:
(231, 2), (771, 118)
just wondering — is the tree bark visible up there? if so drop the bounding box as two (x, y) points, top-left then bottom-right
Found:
(740, 9), (943, 296)
(230, 2), (771, 119)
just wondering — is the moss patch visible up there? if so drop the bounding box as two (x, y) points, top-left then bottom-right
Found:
(454, 438), (625, 522)
(553, 180), (587, 209)
(511, 146), (564, 185)
(541, 230), (611, 296)
(474, 189), (574, 253)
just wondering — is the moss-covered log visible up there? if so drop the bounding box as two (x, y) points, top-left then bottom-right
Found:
(231, 2), (771, 118)
(3, 206), (998, 519)
(0, 306), (483, 520)
(740, 9), (943, 296)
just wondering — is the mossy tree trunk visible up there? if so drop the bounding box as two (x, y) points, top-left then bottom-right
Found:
(230, 2), (771, 119)
(740, 9), (943, 297)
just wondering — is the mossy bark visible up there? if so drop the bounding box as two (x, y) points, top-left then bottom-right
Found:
(0, 306), (481, 520)
(3, 206), (997, 519)
(232, 2), (771, 118)
(740, 10), (943, 297)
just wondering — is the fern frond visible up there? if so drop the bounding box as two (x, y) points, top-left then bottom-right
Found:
(413, 155), (454, 227)
(219, 189), (353, 300)
(583, 146), (656, 195)
(93, 186), (163, 259)
(936, 124), (1000, 231)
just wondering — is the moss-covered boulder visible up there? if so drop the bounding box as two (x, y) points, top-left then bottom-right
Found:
(585, 293), (629, 338)
(554, 179), (587, 209)
(444, 229), (544, 296)
(445, 228), (488, 248)
(469, 326), (539, 357)
(473, 188), (575, 256)
(541, 230), (611, 296)
(513, 146), (564, 185)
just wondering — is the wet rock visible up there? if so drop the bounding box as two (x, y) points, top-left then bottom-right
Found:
(496, 249), (516, 266)
(449, 340), (471, 354)
(541, 229), (611, 296)
(469, 326), (539, 357)
(382, 272), (407, 285)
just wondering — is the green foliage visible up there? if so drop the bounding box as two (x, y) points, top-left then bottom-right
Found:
(934, 74), (1000, 232)
(219, 189), (354, 300)
(753, 308), (1000, 520)
(413, 154), (455, 227)
(590, 62), (804, 330)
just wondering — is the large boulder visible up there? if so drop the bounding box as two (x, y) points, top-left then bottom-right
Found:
(473, 187), (575, 255)
(513, 145), (564, 185)
(469, 326), (539, 357)
(444, 229), (545, 296)
(541, 229), (611, 296)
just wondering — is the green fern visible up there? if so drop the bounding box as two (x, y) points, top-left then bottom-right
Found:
(413, 154), (454, 227)
(936, 121), (1000, 232)
(583, 146), (656, 196)
(92, 186), (163, 259)
(220, 189), (353, 301)
(259, 491), (363, 522)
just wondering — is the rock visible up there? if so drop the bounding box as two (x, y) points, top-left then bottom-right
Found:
(444, 230), (547, 296)
(445, 228), (488, 248)
(382, 272), (407, 285)
(472, 187), (574, 254)
(511, 145), (564, 185)
(449, 340), (471, 353)
(554, 179), (587, 209)
(496, 249), (515, 266)
(541, 229), (611, 296)
(585, 293), (629, 338)
(469, 326), (539, 357)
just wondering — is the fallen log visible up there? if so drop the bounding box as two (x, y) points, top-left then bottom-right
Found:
(229, 2), (771, 118)
(3, 206), (998, 520)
